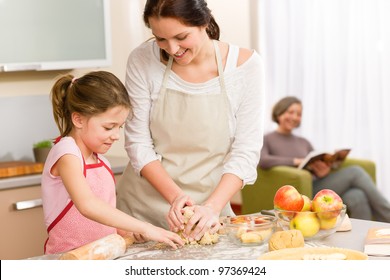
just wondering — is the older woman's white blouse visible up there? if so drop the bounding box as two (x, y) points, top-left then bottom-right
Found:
(124, 40), (265, 186)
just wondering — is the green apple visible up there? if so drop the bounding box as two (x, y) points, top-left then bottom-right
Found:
(301, 195), (312, 211)
(289, 212), (320, 237)
(318, 216), (338, 230)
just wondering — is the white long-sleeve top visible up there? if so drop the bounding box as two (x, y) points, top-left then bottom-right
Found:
(124, 40), (265, 185)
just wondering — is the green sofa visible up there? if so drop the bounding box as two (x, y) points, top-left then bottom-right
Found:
(241, 158), (376, 214)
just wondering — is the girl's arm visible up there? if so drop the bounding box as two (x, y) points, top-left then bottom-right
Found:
(56, 154), (184, 248)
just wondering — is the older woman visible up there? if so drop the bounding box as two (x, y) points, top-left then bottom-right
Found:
(259, 96), (390, 222)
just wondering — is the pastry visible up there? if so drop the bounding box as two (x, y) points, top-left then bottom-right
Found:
(239, 228), (273, 244)
(268, 229), (305, 251)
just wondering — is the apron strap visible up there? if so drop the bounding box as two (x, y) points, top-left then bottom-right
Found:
(213, 40), (227, 94)
(161, 40), (227, 94)
(162, 57), (174, 92)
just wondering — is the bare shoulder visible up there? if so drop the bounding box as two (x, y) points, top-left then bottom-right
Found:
(237, 47), (254, 66)
(216, 41), (254, 67)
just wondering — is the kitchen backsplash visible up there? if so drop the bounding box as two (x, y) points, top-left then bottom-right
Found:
(0, 95), (58, 161)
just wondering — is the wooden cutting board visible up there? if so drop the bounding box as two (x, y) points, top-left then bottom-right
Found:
(0, 161), (44, 178)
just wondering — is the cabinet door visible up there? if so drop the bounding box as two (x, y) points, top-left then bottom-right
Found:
(0, 185), (47, 260)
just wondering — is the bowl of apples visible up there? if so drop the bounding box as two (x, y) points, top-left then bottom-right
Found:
(273, 185), (347, 241)
(223, 214), (277, 246)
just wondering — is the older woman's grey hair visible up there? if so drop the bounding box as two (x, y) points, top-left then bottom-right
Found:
(271, 96), (302, 124)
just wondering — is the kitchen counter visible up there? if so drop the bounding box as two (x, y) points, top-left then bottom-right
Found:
(28, 218), (390, 260)
(118, 218), (390, 260)
(0, 156), (129, 191)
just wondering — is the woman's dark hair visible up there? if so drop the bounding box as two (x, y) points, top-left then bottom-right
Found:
(51, 71), (131, 137)
(143, 0), (220, 61)
(272, 96), (302, 124)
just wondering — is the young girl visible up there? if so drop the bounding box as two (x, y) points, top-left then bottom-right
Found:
(42, 71), (184, 254)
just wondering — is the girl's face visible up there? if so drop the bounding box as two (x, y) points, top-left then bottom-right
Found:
(74, 106), (129, 156)
(277, 103), (302, 134)
(148, 16), (210, 65)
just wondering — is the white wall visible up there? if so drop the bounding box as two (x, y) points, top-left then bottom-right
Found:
(0, 0), (253, 159)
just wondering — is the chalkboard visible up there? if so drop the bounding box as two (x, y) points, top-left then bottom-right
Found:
(0, 0), (111, 72)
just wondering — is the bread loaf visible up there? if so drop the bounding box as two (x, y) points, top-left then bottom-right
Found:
(268, 229), (305, 251)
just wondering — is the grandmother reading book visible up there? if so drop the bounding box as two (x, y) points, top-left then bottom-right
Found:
(259, 96), (390, 222)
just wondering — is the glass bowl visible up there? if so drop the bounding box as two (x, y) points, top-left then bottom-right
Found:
(222, 214), (277, 246)
(274, 204), (347, 241)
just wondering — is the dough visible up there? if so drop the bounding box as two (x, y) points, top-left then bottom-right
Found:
(268, 229), (305, 251)
(177, 207), (219, 245)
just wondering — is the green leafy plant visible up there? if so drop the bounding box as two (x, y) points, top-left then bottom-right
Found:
(33, 140), (53, 149)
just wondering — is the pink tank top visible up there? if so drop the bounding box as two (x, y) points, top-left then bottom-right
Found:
(44, 157), (116, 254)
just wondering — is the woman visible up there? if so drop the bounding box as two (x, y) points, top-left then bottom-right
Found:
(259, 96), (390, 222)
(116, 0), (265, 242)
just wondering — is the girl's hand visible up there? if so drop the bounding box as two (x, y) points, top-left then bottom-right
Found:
(143, 223), (185, 249)
(309, 160), (331, 178)
(121, 231), (147, 243)
(117, 229), (147, 244)
(166, 194), (194, 232)
(183, 204), (220, 242)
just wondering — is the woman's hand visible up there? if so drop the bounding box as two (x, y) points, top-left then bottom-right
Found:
(309, 160), (331, 178)
(293, 158), (304, 166)
(183, 204), (221, 242)
(166, 194), (194, 232)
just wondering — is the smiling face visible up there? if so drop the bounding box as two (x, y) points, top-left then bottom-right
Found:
(276, 102), (302, 134)
(71, 105), (129, 157)
(148, 16), (210, 65)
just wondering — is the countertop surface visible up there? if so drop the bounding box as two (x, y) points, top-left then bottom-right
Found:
(29, 218), (390, 260)
(117, 218), (390, 260)
(0, 156), (129, 191)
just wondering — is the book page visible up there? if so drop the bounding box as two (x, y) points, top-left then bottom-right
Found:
(298, 148), (351, 170)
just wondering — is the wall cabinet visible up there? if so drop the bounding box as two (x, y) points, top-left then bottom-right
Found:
(0, 174), (123, 260)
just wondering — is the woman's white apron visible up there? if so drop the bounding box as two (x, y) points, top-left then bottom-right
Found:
(117, 40), (234, 228)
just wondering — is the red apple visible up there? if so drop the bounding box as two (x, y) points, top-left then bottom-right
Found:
(301, 195), (312, 211)
(312, 189), (343, 219)
(274, 185), (304, 211)
(289, 212), (320, 237)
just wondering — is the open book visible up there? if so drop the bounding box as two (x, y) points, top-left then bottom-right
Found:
(298, 148), (351, 170)
(364, 228), (390, 256)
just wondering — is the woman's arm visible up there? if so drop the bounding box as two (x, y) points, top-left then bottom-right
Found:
(140, 160), (194, 230)
(259, 140), (298, 169)
(184, 49), (264, 240)
(183, 173), (242, 241)
(123, 44), (193, 230)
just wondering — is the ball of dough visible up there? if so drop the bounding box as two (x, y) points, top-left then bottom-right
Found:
(268, 230), (305, 251)
(177, 207), (219, 245)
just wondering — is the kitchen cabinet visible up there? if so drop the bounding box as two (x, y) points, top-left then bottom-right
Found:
(0, 184), (46, 259)
(0, 174), (123, 260)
